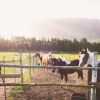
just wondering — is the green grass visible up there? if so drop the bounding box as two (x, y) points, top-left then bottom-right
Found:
(54, 53), (79, 60)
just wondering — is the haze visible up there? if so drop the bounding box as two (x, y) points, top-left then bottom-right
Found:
(0, 0), (100, 39)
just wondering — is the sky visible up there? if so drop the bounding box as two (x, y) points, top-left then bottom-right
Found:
(0, 0), (100, 39)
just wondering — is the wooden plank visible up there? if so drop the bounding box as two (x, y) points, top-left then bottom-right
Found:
(0, 83), (91, 88)
(0, 83), (100, 88)
(0, 74), (21, 78)
(0, 64), (100, 70)
(0, 59), (19, 63)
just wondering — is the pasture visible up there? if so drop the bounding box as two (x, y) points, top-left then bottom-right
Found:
(0, 52), (100, 100)
(0, 52), (80, 80)
(0, 52), (80, 74)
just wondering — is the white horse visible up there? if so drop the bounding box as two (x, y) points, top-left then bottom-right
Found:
(79, 48), (100, 100)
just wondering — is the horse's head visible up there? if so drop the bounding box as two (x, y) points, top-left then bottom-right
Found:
(34, 52), (40, 57)
(79, 48), (89, 67)
(51, 58), (58, 66)
(51, 58), (67, 66)
(34, 52), (42, 61)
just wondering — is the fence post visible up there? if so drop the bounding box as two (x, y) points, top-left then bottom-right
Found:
(29, 53), (32, 81)
(13, 57), (16, 83)
(32, 55), (34, 72)
(62, 53), (63, 58)
(3, 56), (6, 100)
(19, 50), (23, 83)
(68, 52), (70, 60)
(89, 52), (98, 100)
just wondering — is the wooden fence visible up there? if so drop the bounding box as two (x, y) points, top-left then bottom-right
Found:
(0, 64), (100, 85)
(0, 64), (100, 100)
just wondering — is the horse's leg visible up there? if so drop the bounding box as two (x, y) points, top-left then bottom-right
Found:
(43, 59), (48, 72)
(52, 69), (56, 73)
(60, 73), (64, 83)
(76, 71), (80, 84)
(88, 69), (92, 84)
(78, 70), (84, 80)
(45, 63), (48, 73)
(76, 70), (84, 84)
(61, 74), (69, 89)
(65, 74), (68, 83)
(40, 60), (42, 65)
(2, 78), (4, 83)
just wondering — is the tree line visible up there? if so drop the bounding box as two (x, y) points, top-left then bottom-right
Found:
(0, 36), (100, 53)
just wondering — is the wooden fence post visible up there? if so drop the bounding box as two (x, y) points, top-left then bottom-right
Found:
(19, 50), (23, 83)
(32, 55), (34, 72)
(3, 56), (6, 100)
(62, 53), (63, 58)
(13, 57), (16, 83)
(89, 52), (98, 100)
(29, 53), (32, 81)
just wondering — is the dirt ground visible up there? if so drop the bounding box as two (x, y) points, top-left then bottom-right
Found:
(12, 69), (88, 100)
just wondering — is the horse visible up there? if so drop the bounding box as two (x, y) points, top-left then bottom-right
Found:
(34, 52), (55, 66)
(78, 48), (100, 100)
(78, 49), (100, 83)
(52, 58), (70, 73)
(51, 58), (83, 83)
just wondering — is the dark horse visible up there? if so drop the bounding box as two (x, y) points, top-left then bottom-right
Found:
(79, 48), (100, 100)
(51, 58), (83, 83)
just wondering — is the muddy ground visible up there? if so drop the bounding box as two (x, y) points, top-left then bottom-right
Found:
(11, 69), (88, 100)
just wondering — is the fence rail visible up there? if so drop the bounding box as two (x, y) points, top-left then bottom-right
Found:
(0, 64), (100, 70)
(0, 74), (21, 78)
(0, 83), (95, 88)
(0, 82), (100, 88)
(0, 63), (100, 100)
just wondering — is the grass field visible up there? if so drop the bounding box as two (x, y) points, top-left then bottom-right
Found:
(0, 52), (79, 73)
(0, 52), (80, 83)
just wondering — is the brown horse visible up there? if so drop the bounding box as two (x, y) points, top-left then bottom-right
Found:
(34, 52), (55, 66)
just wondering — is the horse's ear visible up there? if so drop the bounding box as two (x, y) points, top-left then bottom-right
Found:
(83, 48), (88, 53)
(57, 58), (60, 61)
(87, 48), (89, 52)
(79, 48), (87, 54)
(83, 48), (86, 52)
